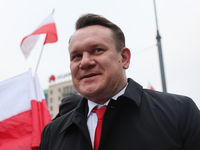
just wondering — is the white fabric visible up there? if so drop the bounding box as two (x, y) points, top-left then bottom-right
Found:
(34, 73), (45, 102)
(87, 83), (128, 148)
(21, 35), (40, 58)
(35, 14), (54, 30)
(0, 69), (45, 121)
(20, 14), (55, 59)
(0, 69), (33, 121)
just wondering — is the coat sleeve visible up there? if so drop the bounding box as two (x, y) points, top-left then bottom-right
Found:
(180, 96), (200, 150)
(39, 123), (51, 150)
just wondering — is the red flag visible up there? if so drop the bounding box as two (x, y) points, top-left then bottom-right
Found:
(20, 14), (58, 59)
(0, 69), (51, 150)
(150, 86), (155, 90)
(148, 83), (155, 90)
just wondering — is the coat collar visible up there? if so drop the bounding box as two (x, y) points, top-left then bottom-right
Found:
(59, 78), (143, 134)
(59, 98), (89, 134)
(121, 78), (143, 107)
(100, 78), (143, 149)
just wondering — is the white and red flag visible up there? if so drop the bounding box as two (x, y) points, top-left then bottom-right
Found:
(150, 86), (155, 90)
(20, 14), (58, 59)
(0, 69), (51, 150)
(148, 83), (155, 90)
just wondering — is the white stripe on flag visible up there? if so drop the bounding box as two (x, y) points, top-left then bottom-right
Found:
(0, 69), (32, 121)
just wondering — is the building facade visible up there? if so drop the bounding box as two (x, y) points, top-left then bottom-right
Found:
(47, 80), (78, 119)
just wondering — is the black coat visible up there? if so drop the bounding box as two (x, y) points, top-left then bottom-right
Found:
(39, 78), (200, 150)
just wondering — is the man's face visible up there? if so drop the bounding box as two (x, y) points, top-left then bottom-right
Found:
(69, 25), (130, 104)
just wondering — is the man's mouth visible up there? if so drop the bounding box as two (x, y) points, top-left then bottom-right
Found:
(81, 73), (100, 79)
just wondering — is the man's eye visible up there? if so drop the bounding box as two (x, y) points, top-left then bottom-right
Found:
(95, 48), (103, 52)
(72, 54), (82, 60)
(75, 54), (82, 58)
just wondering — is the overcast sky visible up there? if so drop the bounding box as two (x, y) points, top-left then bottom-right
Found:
(0, 0), (200, 108)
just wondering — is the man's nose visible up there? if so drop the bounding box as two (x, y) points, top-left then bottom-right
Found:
(79, 53), (96, 69)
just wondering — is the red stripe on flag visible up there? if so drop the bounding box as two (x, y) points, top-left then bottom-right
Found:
(31, 99), (51, 148)
(0, 69), (51, 149)
(150, 86), (154, 90)
(20, 14), (58, 59)
(0, 110), (32, 149)
(21, 23), (57, 46)
(36, 23), (57, 44)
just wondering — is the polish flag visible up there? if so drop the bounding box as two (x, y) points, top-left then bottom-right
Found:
(20, 14), (58, 59)
(148, 83), (155, 90)
(0, 69), (51, 150)
(150, 86), (155, 90)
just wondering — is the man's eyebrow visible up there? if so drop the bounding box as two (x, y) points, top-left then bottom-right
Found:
(70, 43), (105, 55)
(90, 43), (104, 48)
(70, 50), (79, 56)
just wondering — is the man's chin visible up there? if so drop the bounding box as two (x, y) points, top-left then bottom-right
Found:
(80, 88), (97, 96)
(79, 87), (99, 98)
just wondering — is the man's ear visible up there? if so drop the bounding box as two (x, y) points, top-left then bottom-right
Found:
(121, 47), (131, 69)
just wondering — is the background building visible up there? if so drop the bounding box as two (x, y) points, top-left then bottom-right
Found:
(47, 78), (78, 119)
(43, 89), (48, 105)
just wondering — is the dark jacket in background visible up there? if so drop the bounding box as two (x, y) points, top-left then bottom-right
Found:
(53, 93), (82, 120)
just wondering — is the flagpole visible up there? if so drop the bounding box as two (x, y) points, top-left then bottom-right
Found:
(34, 10), (55, 73)
(35, 45), (44, 73)
(35, 35), (46, 73)
(153, 0), (167, 93)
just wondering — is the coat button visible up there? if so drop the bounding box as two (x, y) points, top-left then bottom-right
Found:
(111, 106), (115, 108)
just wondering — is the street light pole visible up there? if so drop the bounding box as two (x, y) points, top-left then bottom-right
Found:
(153, 0), (167, 93)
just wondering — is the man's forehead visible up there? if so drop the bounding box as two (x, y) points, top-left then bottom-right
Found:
(69, 26), (114, 49)
(71, 25), (113, 40)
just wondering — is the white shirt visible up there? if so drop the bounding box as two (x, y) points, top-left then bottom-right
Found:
(87, 84), (128, 148)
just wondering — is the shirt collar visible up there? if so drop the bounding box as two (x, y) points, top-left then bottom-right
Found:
(87, 83), (128, 117)
(112, 83), (128, 100)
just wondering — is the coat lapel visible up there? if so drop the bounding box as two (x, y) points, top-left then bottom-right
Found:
(100, 98), (122, 149)
(59, 98), (91, 143)
(99, 78), (143, 149)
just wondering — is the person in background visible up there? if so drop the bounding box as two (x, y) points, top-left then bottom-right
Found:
(53, 93), (82, 120)
(40, 13), (200, 150)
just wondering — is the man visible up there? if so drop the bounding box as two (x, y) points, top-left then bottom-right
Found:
(53, 93), (82, 120)
(39, 14), (200, 150)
